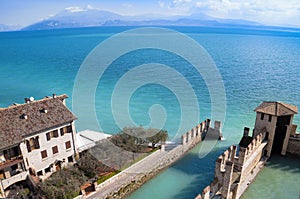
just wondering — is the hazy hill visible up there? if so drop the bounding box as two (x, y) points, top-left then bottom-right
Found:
(22, 7), (261, 30)
(0, 24), (21, 32)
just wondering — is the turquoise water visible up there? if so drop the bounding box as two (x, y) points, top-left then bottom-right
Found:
(0, 26), (300, 198)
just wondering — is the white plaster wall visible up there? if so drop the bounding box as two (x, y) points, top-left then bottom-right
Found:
(20, 123), (75, 173)
(0, 151), (4, 162)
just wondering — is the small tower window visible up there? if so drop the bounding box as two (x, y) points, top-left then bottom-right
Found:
(268, 115), (272, 122)
(260, 113), (265, 120)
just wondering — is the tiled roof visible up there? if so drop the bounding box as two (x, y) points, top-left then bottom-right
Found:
(254, 101), (298, 116)
(0, 94), (77, 150)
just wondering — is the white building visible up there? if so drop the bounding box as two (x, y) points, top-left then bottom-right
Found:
(76, 129), (111, 153)
(0, 94), (78, 197)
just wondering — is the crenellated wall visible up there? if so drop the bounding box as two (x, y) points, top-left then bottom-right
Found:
(196, 128), (268, 199)
(181, 119), (211, 150)
(79, 119), (221, 199)
(195, 102), (299, 199)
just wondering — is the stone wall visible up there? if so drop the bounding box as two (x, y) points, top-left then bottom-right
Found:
(81, 119), (221, 199)
(196, 128), (268, 199)
(287, 136), (300, 156)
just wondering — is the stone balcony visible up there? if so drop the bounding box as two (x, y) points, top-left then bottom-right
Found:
(1, 171), (28, 189)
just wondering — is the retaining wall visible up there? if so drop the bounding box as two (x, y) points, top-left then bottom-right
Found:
(82, 119), (220, 199)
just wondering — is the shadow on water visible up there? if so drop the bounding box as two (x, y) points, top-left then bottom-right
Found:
(241, 154), (300, 199)
(126, 140), (232, 199)
(266, 154), (300, 172)
(172, 146), (300, 199)
(162, 141), (231, 199)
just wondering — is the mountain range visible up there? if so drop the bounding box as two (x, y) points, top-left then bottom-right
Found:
(21, 7), (261, 31)
(0, 24), (21, 32)
(1, 7), (299, 32)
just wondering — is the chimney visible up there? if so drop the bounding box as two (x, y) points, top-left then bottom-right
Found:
(52, 94), (57, 99)
(21, 114), (28, 120)
(41, 108), (48, 113)
(24, 98), (30, 104)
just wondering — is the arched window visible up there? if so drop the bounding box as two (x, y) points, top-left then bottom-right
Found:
(34, 136), (40, 149)
(26, 140), (31, 153)
(29, 138), (35, 151)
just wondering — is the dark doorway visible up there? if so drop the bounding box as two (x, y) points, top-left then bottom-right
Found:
(55, 161), (62, 171)
(272, 115), (291, 154)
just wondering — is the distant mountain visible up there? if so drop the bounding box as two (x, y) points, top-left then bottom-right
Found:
(23, 8), (123, 30)
(0, 24), (21, 32)
(22, 7), (262, 31)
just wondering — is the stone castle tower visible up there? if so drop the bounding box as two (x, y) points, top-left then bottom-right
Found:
(253, 101), (298, 157)
(196, 101), (299, 199)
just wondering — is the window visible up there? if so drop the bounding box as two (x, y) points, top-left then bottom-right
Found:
(29, 138), (35, 151)
(45, 167), (51, 173)
(41, 150), (47, 159)
(268, 115), (272, 122)
(67, 125), (72, 133)
(65, 141), (71, 149)
(60, 125), (72, 136)
(68, 156), (74, 163)
(60, 128), (65, 136)
(46, 132), (51, 141)
(46, 130), (59, 141)
(52, 146), (58, 154)
(53, 130), (59, 138)
(26, 137), (40, 152)
(26, 140), (31, 153)
(260, 113), (265, 120)
(37, 171), (43, 176)
(34, 137), (40, 149)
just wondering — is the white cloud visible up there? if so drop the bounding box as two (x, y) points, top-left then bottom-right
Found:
(122, 3), (133, 8)
(192, 0), (300, 26)
(65, 5), (100, 13)
(65, 6), (85, 13)
(158, 1), (165, 8)
(167, 0), (194, 14)
(173, 0), (192, 3)
(87, 4), (96, 10)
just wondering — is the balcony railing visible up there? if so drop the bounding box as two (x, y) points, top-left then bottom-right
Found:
(0, 156), (23, 170)
(1, 171), (28, 189)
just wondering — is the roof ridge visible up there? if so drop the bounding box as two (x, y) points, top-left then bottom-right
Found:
(0, 94), (68, 111)
(278, 101), (298, 113)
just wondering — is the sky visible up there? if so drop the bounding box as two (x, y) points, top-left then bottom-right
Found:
(1, 0), (300, 27)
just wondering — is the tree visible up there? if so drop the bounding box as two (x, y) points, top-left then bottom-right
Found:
(110, 127), (168, 150)
(147, 130), (168, 148)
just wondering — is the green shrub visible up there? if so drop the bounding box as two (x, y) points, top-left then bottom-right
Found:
(97, 171), (120, 184)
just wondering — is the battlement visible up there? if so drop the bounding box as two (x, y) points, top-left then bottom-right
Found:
(181, 119), (211, 145)
(216, 145), (237, 170)
(239, 128), (267, 163)
(203, 127), (268, 199)
(196, 101), (298, 199)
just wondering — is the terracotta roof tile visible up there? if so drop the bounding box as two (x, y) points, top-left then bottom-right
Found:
(254, 101), (298, 116)
(0, 94), (77, 150)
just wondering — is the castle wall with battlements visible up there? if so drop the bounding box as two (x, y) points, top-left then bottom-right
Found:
(196, 128), (268, 199)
